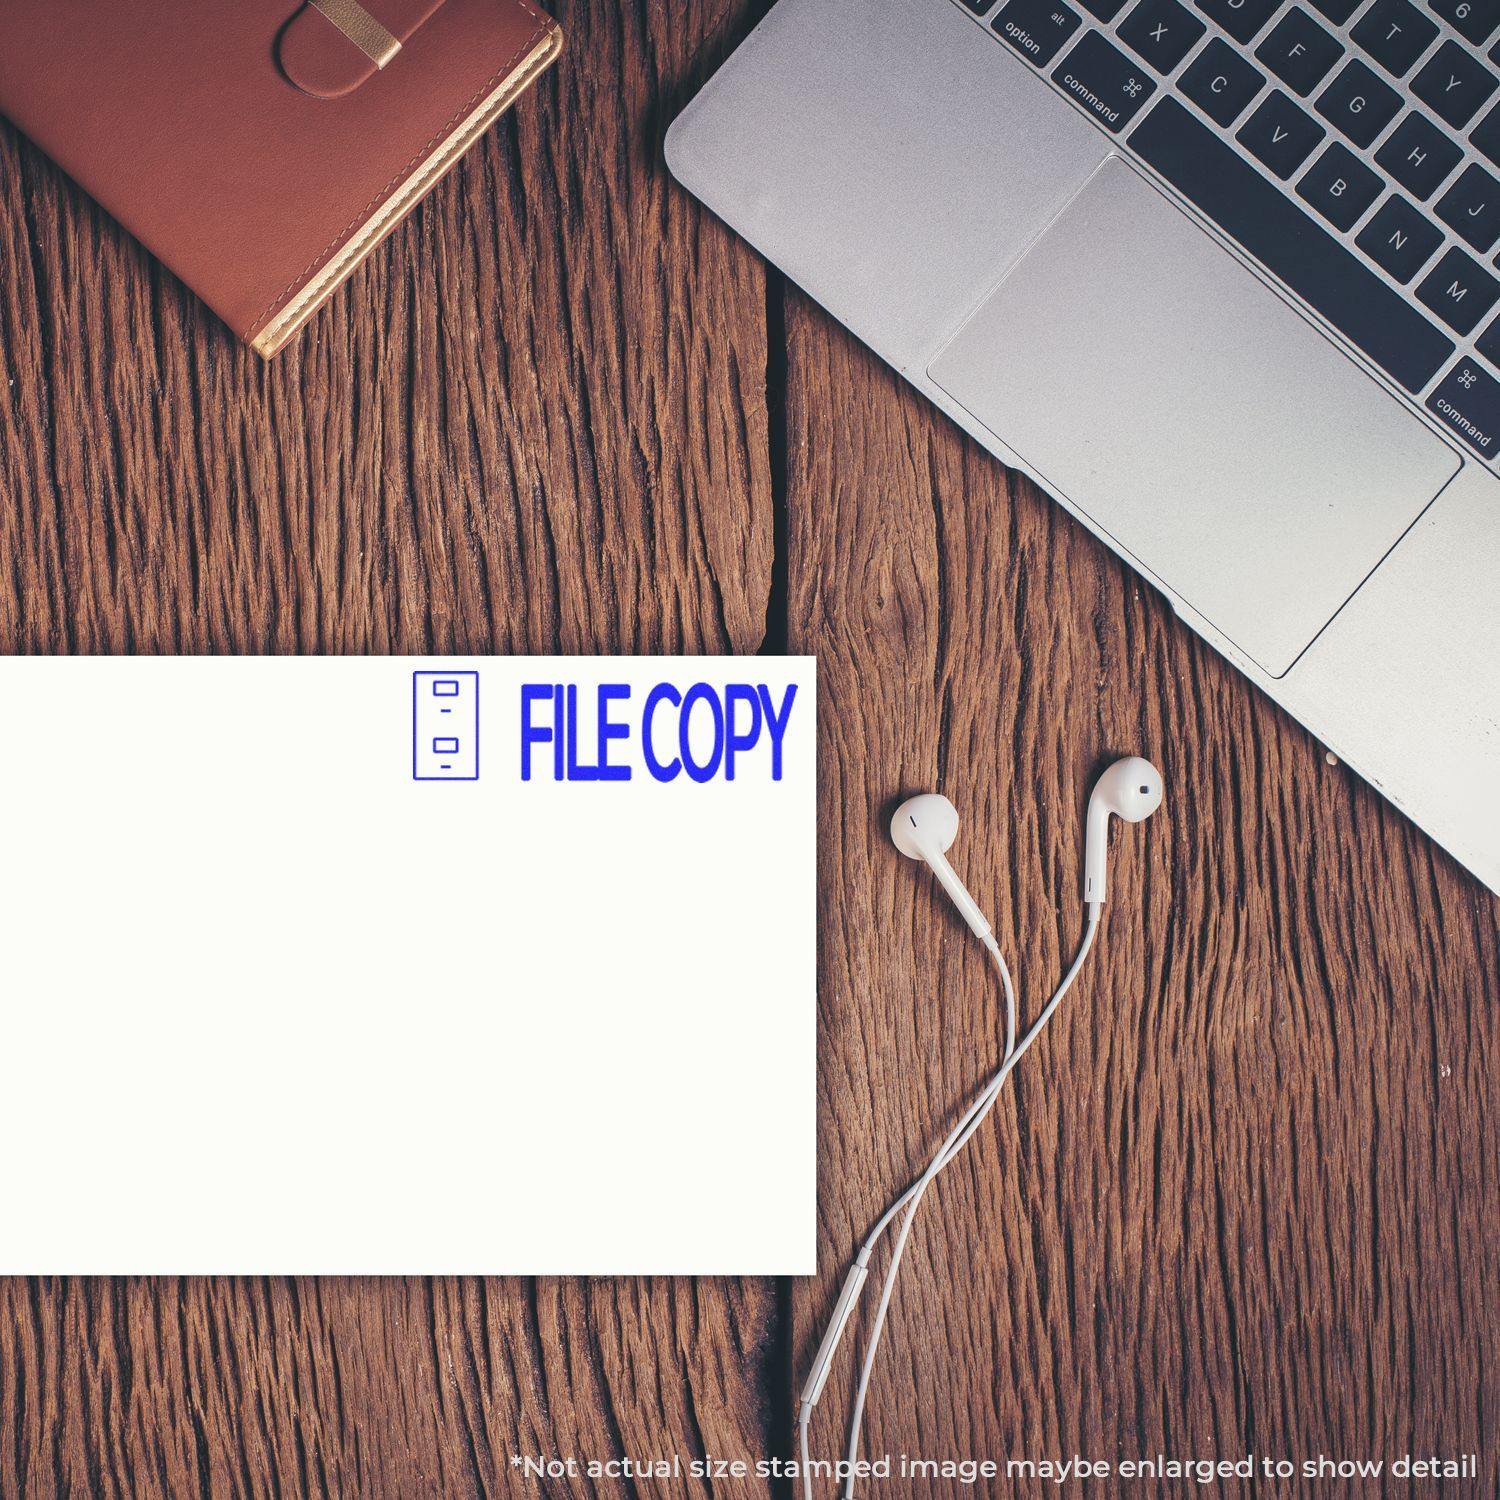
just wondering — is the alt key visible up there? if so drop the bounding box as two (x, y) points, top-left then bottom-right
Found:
(1427, 357), (1500, 458)
(994, 0), (1082, 66)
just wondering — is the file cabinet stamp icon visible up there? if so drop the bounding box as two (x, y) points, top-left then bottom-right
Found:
(412, 671), (479, 781)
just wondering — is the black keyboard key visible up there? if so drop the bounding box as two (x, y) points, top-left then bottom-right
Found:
(1239, 88), (1327, 173)
(1477, 311), (1500, 362)
(1309, 0), (1363, 21)
(1351, 0), (1439, 75)
(1417, 244), (1500, 330)
(1317, 59), (1403, 144)
(1412, 41), (1499, 126)
(1429, 0), (1500, 45)
(1080, 0), (1129, 19)
(1375, 111), (1464, 196)
(1471, 100), (1500, 162)
(1436, 161), (1500, 247)
(1119, 0), (1207, 68)
(1052, 32), (1158, 128)
(961, 0), (996, 9)
(1128, 98), (1455, 388)
(1427, 356), (1500, 453)
(1356, 194), (1446, 277)
(1257, 8), (1345, 94)
(1195, 0), (1280, 43)
(1181, 36), (1266, 121)
(994, 0), (1082, 65)
(1297, 141), (1384, 225)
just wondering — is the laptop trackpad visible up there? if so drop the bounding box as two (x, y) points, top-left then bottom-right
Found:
(928, 157), (1460, 677)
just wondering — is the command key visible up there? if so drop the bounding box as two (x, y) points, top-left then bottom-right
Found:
(1051, 32), (1156, 133)
(1427, 357), (1500, 458)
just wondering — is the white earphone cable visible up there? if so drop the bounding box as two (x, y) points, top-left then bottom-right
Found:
(798, 907), (1101, 1500)
(796, 937), (1014, 1500)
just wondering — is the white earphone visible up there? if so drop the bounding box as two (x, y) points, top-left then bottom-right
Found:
(890, 792), (998, 948)
(1084, 754), (1163, 905)
(799, 757), (1164, 1500)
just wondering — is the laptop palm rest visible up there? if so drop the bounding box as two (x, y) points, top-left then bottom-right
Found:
(928, 158), (1460, 678)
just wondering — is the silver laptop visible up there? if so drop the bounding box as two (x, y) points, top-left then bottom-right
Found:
(666, 0), (1500, 893)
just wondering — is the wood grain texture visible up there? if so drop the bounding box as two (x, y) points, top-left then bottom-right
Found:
(784, 289), (1500, 1496)
(0, 1), (771, 658)
(2, 0), (1498, 1494)
(0, 1), (780, 1496)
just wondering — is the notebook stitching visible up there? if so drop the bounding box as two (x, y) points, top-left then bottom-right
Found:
(246, 0), (551, 339)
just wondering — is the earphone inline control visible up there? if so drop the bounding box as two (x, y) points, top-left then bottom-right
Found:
(798, 757), (1164, 1500)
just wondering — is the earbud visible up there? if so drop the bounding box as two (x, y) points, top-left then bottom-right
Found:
(1083, 756), (1163, 907)
(815, 758), (1166, 1494)
(890, 793), (994, 943)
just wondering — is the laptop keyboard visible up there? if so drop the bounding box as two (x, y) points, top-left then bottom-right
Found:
(961, 0), (1500, 458)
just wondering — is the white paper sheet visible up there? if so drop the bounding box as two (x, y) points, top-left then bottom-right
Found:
(0, 656), (816, 1273)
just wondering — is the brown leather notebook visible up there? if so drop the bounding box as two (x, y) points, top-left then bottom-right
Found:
(0, 0), (561, 356)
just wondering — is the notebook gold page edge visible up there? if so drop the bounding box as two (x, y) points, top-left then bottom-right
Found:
(251, 19), (561, 358)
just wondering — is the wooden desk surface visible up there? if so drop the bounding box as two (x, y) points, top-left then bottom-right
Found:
(0, 3), (1495, 1495)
